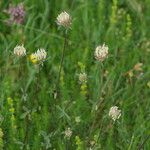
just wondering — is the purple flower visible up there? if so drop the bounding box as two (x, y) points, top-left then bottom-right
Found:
(6, 3), (25, 25)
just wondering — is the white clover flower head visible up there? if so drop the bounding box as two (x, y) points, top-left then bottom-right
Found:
(64, 127), (72, 139)
(94, 44), (108, 62)
(14, 45), (26, 57)
(35, 49), (47, 62)
(29, 49), (47, 65)
(109, 106), (121, 121)
(56, 11), (71, 28)
(79, 72), (87, 84)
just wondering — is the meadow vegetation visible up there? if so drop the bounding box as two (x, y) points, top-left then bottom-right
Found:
(0, 0), (150, 149)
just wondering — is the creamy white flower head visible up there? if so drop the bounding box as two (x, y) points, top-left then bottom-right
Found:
(14, 45), (26, 57)
(30, 49), (47, 64)
(56, 11), (71, 28)
(79, 72), (87, 83)
(94, 44), (108, 62)
(64, 127), (72, 139)
(35, 49), (47, 62)
(109, 106), (121, 121)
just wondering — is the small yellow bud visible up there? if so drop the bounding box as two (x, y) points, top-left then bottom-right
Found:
(29, 54), (38, 64)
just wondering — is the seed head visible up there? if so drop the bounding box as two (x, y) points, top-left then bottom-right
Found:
(56, 11), (71, 28)
(109, 106), (121, 121)
(94, 44), (108, 62)
(14, 45), (26, 57)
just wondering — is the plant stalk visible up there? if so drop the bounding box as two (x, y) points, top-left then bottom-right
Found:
(55, 30), (68, 98)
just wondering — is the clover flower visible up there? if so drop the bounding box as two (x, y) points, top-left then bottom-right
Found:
(94, 44), (108, 62)
(6, 3), (25, 24)
(64, 127), (72, 139)
(109, 106), (121, 121)
(14, 45), (26, 57)
(56, 11), (71, 28)
(30, 49), (47, 64)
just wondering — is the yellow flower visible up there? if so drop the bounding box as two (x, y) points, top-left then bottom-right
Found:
(29, 54), (38, 64)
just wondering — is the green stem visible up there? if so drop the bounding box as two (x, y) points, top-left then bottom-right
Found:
(138, 135), (150, 150)
(23, 115), (30, 150)
(89, 62), (104, 136)
(55, 30), (68, 98)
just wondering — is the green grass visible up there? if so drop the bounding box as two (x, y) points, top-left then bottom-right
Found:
(0, 0), (150, 149)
